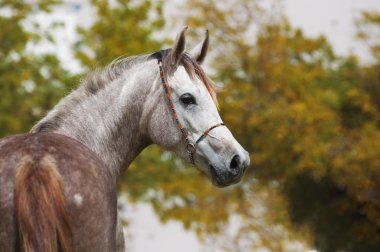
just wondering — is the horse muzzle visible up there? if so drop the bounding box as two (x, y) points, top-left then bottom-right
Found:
(209, 150), (250, 187)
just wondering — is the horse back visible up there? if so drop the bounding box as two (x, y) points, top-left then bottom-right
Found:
(0, 133), (117, 252)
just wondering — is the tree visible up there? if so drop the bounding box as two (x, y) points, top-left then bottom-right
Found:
(74, 0), (164, 68)
(147, 1), (380, 251)
(0, 0), (75, 137)
(123, 1), (315, 250)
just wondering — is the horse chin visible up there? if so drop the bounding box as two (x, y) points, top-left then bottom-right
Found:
(208, 164), (240, 188)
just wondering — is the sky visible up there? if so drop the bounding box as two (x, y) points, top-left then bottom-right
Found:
(119, 195), (202, 252)
(30, 0), (380, 73)
(24, 0), (380, 251)
(285, 0), (380, 62)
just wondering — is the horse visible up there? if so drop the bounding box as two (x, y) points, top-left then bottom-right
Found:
(0, 27), (250, 252)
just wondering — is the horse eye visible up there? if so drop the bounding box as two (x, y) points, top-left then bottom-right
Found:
(180, 93), (196, 106)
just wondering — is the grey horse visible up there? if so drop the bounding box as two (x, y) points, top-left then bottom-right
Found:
(0, 27), (249, 252)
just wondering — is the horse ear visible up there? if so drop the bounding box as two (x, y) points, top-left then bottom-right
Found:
(171, 26), (188, 66)
(189, 30), (209, 64)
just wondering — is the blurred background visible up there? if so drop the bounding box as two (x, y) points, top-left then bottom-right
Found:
(1, 0), (380, 251)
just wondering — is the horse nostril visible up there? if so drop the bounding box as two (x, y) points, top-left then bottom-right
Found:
(230, 155), (240, 171)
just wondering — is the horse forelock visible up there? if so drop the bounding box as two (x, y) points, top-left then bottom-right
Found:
(149, 49), (218, 104)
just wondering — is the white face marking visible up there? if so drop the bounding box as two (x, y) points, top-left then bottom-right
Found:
(73, 193), (83, 206)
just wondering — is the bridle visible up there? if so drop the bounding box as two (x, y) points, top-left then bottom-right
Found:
(158, 58), (225, 164)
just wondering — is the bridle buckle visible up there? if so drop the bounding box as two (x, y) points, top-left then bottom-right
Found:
(186, 143), (196, 154)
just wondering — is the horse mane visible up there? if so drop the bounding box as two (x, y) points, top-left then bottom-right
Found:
(31, 49), (217, 133)
(83, 48), (217, 101)
(82, 54), (151, 95)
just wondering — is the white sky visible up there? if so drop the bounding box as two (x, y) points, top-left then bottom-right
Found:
(119, 196), (202, 252)
(32, 0), (380, 72)
(285, 0), (380, 62)
(22, 0), (380, 251)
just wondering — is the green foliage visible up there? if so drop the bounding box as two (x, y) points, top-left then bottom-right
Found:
(75, 0), (164, 68)
(357, 11), (380, 62)
(0, 0), (75, 136)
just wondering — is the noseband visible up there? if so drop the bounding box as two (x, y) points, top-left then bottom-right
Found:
(158, 59), (225, 164)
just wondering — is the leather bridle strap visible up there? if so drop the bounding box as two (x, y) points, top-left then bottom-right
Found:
(195, 123), (226, 145)
(158, 58), (225, 164)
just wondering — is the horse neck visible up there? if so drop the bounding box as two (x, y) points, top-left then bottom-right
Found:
(35, 60), (159, 177)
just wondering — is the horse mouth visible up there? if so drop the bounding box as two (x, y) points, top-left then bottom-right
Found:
(209, 164), (229, 187)
(209, 164), (241, 187)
